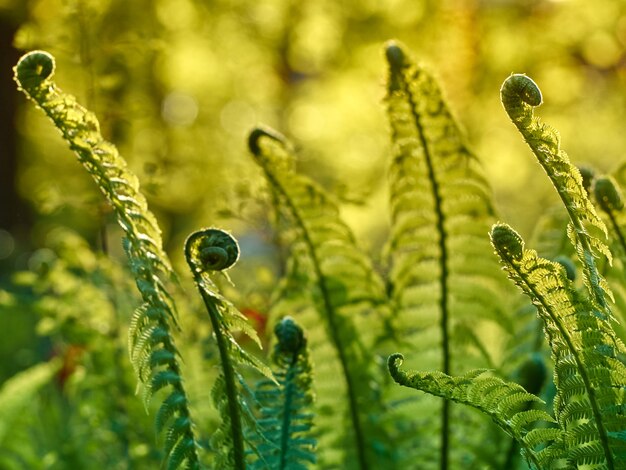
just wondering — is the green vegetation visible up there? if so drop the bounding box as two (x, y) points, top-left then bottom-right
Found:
(3, 2), (626, 469)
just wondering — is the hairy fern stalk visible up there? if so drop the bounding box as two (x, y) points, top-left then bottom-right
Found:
(14, 51), (200, 469)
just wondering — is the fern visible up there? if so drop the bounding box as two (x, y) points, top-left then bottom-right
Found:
(594, 168), (626, 337)
(491, 223), (626, 468)
(388, 353), (556, 470)
(250, 316), (316, 470)
(184, 228), (272, 469)
(248, 127), (390, 469)
(383, 40), (513, 467)
(14, 50), (199, 469)
(501, 74), (613, 317)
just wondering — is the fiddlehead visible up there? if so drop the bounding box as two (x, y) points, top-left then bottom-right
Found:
(500, 74), (542, 115)
(187, 228), (240, 273)
(594, 176), (625, 214)
(501, 74), (612, 317)
(14, 50), (55, 91)
(14, 50), (199, 469)
(185, 228), (272, 470)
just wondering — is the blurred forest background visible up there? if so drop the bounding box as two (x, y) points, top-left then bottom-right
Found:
(3, 0), (626, 466)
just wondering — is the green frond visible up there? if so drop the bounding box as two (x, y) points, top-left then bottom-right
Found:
(13, 50), (199, 469)
(248, 127), (390, 468)
(383, 40), (511, 356)
(185, 228), (273, 470)
(250, 317), (316, 470)
(491, 222), (626, 468)
(383, 40), (513, 467)
(387, 354), (555, 470)
(264, 256), (351, 466)
(501, 74), (612, 315)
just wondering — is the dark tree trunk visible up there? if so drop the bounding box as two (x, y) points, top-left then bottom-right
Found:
(0, 14), (29, 234)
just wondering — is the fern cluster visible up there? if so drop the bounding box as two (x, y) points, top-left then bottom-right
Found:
(389, 69), (626, 469)
(11, 39), (626, 470)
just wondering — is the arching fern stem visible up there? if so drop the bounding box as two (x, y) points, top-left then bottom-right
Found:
(14, 50), (199, 469)
(500, 74), (611, 316)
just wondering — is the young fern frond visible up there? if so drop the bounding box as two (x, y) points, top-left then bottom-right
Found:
(594, 176), (626, 260)
(384, 40), (512, 467)
(501, 74), (613, 316)
(14, 51), (199, 469)
(387, 354), (557, 470)
(250, 316), (316, 470)
(491, 223), (626, 468)
(184, 228), (272, 470)
(248, 127), (389, 469)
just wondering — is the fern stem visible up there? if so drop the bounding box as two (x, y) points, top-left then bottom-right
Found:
(200, 292), (246, 470)
(396, 53), (451, 470)
(494, 229), (616, 469)
(250, 130), (370, 470)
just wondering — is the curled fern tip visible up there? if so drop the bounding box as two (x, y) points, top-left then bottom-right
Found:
(185, 228), (240, 272)
(248, 126), (286, 155)
(15, 50), (56, 90)
(385, 41), (406, 70)
(594, 176), (624, 212)
(387, 353), (405, 381)
(490, 223), (524, 261)
(501, 74), (542, 108)
(275, 316), (305, 354)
